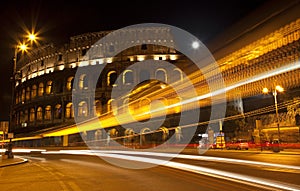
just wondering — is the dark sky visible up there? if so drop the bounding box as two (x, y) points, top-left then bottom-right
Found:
(0, 0), (268, 120)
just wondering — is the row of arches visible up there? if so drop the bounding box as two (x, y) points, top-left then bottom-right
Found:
(103, 68), (183, 87)
(15, 94), (182, 127)
(15, 67), (183, 105)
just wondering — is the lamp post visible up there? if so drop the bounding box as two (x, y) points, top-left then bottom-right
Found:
(262, 85), (284, 141)
(9, 33), (37, 140)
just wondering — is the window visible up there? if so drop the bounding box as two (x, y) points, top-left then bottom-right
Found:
(44, 105), (52, 120)
(65, 103), (74, 119)
(37, 107), (43, 121)
(38, 83), (44, 96)
(46, 81), (53, 94)
(31, 85), (37, 98)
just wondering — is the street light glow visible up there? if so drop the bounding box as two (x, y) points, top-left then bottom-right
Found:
(275, 85), (284, 92)
(262, 87), (269, 94)
(28, 33), (37, 42)
(192, 41), (200, 49)
(18, 43), (28, 52)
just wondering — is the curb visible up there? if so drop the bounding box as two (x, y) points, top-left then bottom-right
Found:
(0, 157), (28, 168)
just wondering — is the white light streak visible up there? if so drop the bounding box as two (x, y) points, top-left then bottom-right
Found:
(51, 149), (300, 191)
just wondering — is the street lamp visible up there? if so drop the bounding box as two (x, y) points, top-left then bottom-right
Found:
(262, 85), (284, 141)
(10, 32), (38, 134)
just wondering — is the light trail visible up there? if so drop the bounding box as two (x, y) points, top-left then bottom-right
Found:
(47, 149), (300, 191)
(89, 150), (300, 171)
(148, 61), (300, 115)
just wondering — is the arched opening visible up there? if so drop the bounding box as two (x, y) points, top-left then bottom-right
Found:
(140, 128), (151, 146)
(26, 87), (31, 100)
(94, 100), (102, 117)
(124, 128), (134, 145)
(44, 105), (52, 120)
(31, 85), (37, 98)
(123, 70), (133, 85)
(79, 74), (88, 90)
(159, 126), (169, 142)
(38, 82), (44, 96)
(110, 128), (118, 138)
(107, 71), (117, 86)
(173, 68), (183, 82)
(21, 89), (25, 102)
(155, 68), (167, 83)
(46, 81), (53, 94)
(37, 107), (43, 121)
(66, 76), (74, 91)
(107, 99), (117, 114)
(65, 103), (74, 119)
(29, 108), (35, 122)
(78, 101), (88, 117)
(55, 104), (62, 119)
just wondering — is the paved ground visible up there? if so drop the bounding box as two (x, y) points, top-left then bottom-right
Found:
(0, 155), (28, 168)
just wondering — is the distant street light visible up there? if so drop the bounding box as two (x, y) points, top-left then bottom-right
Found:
(262, 85), (284, 142)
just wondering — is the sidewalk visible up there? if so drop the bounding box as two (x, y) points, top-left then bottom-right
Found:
(0, 155), (28, 168)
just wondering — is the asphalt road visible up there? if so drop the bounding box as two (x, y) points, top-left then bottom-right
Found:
(0, 150), (299, 191)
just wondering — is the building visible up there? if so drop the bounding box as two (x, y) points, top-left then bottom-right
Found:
(10, 1), (300, 146)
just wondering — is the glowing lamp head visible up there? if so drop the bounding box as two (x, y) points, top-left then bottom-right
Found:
(28, 33), (36, 41)
(262, 87), (269, 94)
(192, 41), (200, 49)
(18, 43), (28, 52)
(275, 85), (284, 92)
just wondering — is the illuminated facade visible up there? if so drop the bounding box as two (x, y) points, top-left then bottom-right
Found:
(11, 27), (192, 144)
(10, 3), (300, 145)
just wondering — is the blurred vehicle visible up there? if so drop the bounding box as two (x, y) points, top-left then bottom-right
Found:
(270, 139), (283, 152)
(260, 140), (271, 150)
(226, 139), (249, 150)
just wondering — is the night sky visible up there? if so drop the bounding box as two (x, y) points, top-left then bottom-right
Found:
(0, 0), (269, 120)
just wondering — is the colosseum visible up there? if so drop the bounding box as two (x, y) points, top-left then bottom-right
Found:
(10, 6), (300, 146)
(11, 26), (202, 147)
